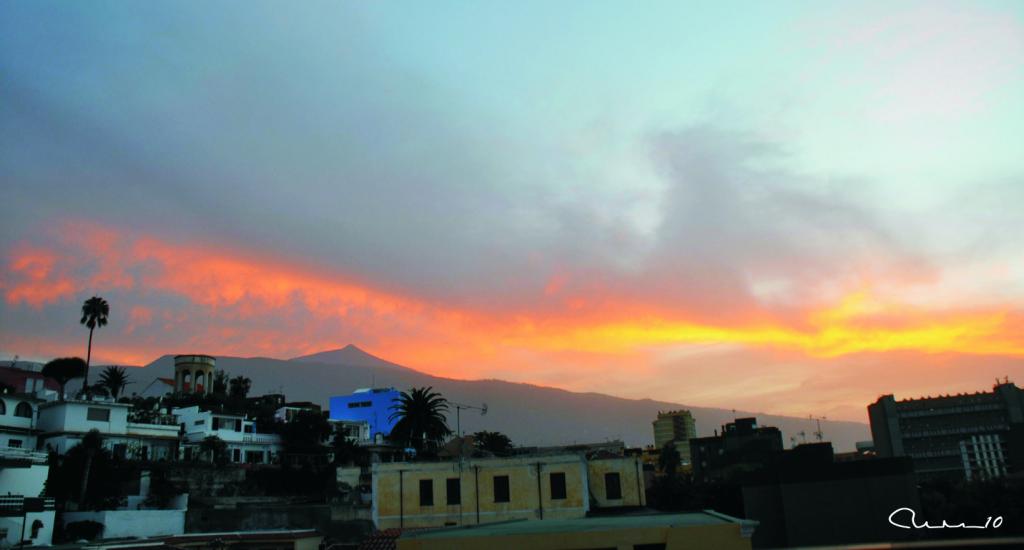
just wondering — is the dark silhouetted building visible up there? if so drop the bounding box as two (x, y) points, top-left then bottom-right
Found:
(742, 442), (919, 548)
(868, 381), (1024, 479)
(690, 417), (783, 483)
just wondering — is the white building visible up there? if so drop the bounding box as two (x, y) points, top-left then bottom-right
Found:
(173, 406), (282, 464)
(0, 393), (44, 451)
(0, 446), (55, 546)
(36, 399), (180, 461)
(330, 418), (371, 444)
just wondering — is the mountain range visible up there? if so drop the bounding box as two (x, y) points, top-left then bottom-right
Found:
(121, 345), (869, 451)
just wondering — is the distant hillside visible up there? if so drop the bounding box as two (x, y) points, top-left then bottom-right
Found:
(129, 346), (870, 451)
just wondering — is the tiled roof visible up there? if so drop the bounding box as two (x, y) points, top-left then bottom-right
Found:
(357, 528), (432, 550)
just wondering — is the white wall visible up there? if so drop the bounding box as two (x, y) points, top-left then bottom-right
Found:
(0, 463), (48, 497)
(0, 510), (55, 546)
(36, 401), (130, 436)
(0, 432), (37, 450)
(0, 395), (37, 431)
(62, 509), (185, 539)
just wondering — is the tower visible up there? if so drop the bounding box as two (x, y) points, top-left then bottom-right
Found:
(174, 354), (216, 395)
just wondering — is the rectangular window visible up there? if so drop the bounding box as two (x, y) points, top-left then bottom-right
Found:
(8, 439), (23, 448)
(194, 419), (205, 425)
(550, 472), (567, 500)
(113, 444), (127, 459)
(493, 475), (510, 503)
(87, 407), (110, 422)
(419, 479), (434, 506)
(446, 478), (461, 505)
(347, 401), (372, 408)
(605, 472), (622, 500)
(212, 418), (219, 430)
(233, 448), (241, 462)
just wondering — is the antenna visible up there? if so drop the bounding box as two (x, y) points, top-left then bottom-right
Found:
(451, 402), (488, 436)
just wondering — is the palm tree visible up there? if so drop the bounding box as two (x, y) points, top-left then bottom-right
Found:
(80, 296), (110, 392)
(473, 431), (513, 455)
(98, 366), (130, 398)
(228, 375), (251, 399)
(78, 429), (104, 503)
(42, 357), (87, 402)
(388, 386), (452, 454)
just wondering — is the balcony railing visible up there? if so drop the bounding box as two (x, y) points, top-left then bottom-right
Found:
(0, 447), (49, 463)
(127, 412), (179, 426)
(0, 496), (56, 513)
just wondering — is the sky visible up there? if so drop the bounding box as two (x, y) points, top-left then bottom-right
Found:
(2, 1), (1023, 422)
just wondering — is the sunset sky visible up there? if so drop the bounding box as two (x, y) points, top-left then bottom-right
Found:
(2, 1), (1023, 422)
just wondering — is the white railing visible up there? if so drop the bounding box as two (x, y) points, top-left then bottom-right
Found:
(0, 447), (49, 463)
(243, 434), (282, 444)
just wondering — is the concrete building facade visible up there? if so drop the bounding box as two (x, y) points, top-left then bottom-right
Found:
(329, 388), (401, 441)
(174, 354), (216, 395)
(174, 405), (282, 464)
(371, 453), (646, 529)
(36, 399), (180, 460)
(653, 409), (697, 465)
(868, 381), (1024, 479)
(0, 446), (55, 546)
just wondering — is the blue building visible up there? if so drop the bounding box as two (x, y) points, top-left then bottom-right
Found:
(329, 388), (401, 440)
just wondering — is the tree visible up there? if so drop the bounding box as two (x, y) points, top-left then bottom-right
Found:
(281, 410), (333, 464)
(98, 366), (130, 398)
(388, 387), (452, 454)
(42, 357), (87, 402)
(78, 429), (104, 504)
(659, 441), (681, 478)
(332, 430), (369, 467)
(199, 435), (228, 465)
(212, 370), (229, 396)
(80, 296), (110, 392)
(228, 375), (251, 399)
(473, 431), (513, 455)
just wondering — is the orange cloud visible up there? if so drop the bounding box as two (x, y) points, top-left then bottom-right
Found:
(3, 221), (1024, 384)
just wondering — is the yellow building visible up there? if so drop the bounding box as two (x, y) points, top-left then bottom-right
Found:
(371, 453), (645, 529)
(396, 511), (758, 550)
(653, 410), (697, 465)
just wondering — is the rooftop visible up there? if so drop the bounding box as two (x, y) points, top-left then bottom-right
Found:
(400, 510), (754, 540)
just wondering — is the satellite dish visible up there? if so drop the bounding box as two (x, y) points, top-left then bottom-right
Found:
(481, 404), (488, 416)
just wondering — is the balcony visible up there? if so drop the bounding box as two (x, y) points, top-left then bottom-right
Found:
(0, 496), (56, 514)
(0, 447), (49, 464)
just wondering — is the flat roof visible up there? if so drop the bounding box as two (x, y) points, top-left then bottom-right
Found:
(400, 511), (751, 540)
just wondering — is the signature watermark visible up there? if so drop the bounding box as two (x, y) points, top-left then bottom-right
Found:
(889, 507), (1004, 529)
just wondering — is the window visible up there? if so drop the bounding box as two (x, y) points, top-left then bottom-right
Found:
(493, 475), (510, 503)
(8, 439), (23, 448)
(113, 444), (127, 459)
(446, 478), (461, 505)
(0, 399), (6, 414)
(194, 419), (205, 425)
(550, 472), (567, 500)
(347, 401), (372, 408)
(233, 449), (241, 462)
(14, 402), (32, 418)
(419, 479), (434, 506)
(86, 407), (110, 422)
(605, 472), (622, 500)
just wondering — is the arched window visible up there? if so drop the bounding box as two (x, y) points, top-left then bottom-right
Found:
(195, 372), (205, 393)
(182, 371), (192, 392)
(0, 399), (6, 415)
(31, 519), (43, 539)
(14, 401), (32, 418)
